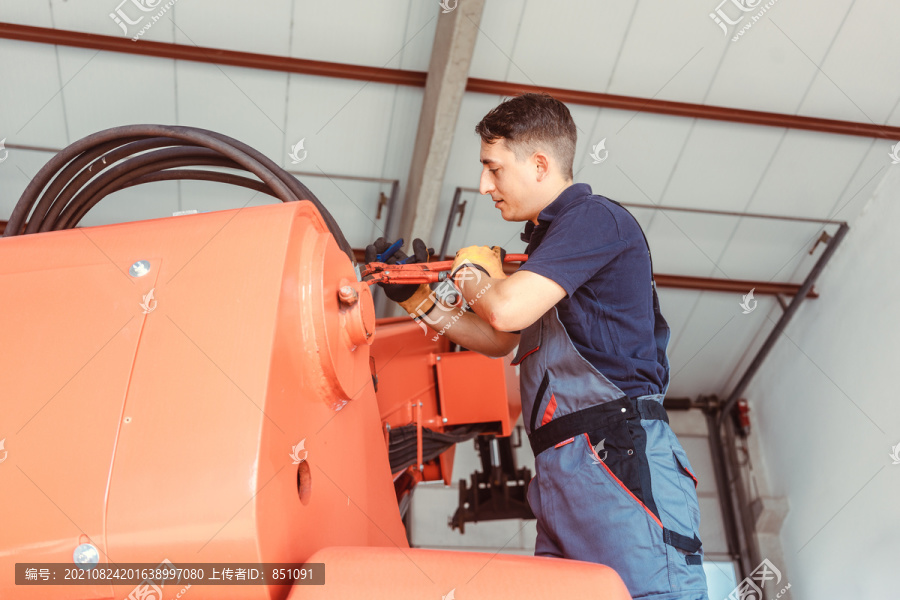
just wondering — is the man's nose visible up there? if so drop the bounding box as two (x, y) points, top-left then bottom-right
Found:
(479, 170), (494, 196)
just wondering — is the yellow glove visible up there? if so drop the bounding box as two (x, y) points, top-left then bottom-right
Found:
(399, 284), (436, 318)
(450, 245), (507, 289)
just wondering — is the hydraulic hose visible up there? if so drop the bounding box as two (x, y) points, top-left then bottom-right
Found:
(4, 125), (355, 264)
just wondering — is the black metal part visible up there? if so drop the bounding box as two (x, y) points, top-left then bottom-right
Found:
(439, 187), (463, 260)
(707, 222), (849, 580)
(450, 435), (534, 533)
(704, 398), (749, 576)
(717, 222), (849, 426)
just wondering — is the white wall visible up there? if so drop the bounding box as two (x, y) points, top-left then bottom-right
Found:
(743, 167), (900, 599)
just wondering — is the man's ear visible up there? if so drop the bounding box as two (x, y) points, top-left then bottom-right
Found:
(532, 151), (551, 182)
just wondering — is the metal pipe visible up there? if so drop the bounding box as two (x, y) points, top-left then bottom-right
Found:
(655, 274), (818, 298)
(717, 222), (850, 426)
(439, 187), (463, 260)
(704, 402), (747, 576)
(722, 414), (760, 575)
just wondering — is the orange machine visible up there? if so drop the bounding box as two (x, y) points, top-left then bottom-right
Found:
(0, 125), (632, 599)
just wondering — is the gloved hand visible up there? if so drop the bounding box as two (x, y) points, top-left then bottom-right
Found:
(450, 245), (507, 288)
(365, 237), (436, 317)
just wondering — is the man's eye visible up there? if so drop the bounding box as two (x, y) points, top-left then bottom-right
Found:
(490, 168), (498, 173)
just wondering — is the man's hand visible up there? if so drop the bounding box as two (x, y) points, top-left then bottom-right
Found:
(364, 237), (436, 317)
(450, 245), (507, 286)
(448, 245), (567, 332)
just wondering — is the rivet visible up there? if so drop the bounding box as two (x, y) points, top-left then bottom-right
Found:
(129, 260), (151, 277)
(73, 543), (99, 570)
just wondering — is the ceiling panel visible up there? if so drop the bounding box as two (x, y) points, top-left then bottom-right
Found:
(576, 110), (695, 205)
(643, 209), (735, 278)
(466, 0), (527, 82)
(717, 217), (828, 281)
(290, 0), (435, 71)
(483, 0), (634, 93)
(0, 40), (69, 148)
(284, 75), (416, 180)
(376, 85), (426, 181)
(176, 61), (287, 161)
(49, 0), (173, 40)
(59, 47), (177, 143)
(0, 149), (61, 226)
(658, 119), (787, 213)
(800, 0), (900, 126)
(666, 293), (771, 397)
(706, 25), (819, 116)
(745, 128), (874, 218)
(172, 0), (292, 55)
(606, 2), (727, 104)
(1, 1), (53, 27)
(656, 289), (706, 360)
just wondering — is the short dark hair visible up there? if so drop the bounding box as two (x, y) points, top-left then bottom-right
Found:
(475, 92), (576, 180)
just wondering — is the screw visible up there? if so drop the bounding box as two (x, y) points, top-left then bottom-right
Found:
(129, 260), (151, 277)
(73, 543), (99, 570)
(338, 285), (358, 306)
(442, 417), (448, 423)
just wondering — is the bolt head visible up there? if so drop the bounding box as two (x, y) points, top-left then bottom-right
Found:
(73, 543), (99, 570)
(129, 260), (151, 277)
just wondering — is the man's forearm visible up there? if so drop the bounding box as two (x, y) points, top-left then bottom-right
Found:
(457, 269), (512, 331)
(418, 300), (517, 357)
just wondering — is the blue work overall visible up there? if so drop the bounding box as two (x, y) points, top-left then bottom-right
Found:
(513, 284), (709, 599)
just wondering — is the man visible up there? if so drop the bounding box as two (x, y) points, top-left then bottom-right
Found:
(369, 93), (708, 600)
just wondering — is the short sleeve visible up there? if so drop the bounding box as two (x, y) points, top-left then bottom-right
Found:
(519, 201), (627, 296)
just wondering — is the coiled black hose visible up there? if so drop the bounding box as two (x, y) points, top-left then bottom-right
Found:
(3, 125), (354, 263)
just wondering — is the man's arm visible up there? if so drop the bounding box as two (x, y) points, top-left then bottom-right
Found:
(457, 269), (566, 332)
(419, 301), (520, 358)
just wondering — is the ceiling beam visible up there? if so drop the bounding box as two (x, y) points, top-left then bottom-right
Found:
(2, 21), (899, 140)
(396, 1), (485, 246)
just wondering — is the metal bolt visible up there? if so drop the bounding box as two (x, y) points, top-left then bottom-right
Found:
(338, 285), (358, 306)
(73, 543), (99, 570)
(442, 417), (448, 424)
(129, 260), (151, 277)
(436, 356), (441, 361)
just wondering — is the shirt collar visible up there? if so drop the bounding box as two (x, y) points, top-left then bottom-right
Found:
(521, 182), (592, 243)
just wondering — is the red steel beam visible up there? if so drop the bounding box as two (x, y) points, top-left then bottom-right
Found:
(654, 273), (817, 298)
(2, 22), (899, 140)
(0, 22), (426, 87)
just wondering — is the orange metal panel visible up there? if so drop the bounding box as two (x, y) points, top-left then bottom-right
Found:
(435, 352), (515, 437)
(290, 546), (632, 599)
(0, 202), (404, 599)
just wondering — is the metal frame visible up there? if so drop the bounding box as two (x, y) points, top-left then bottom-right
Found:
(439, 186), (842, 296)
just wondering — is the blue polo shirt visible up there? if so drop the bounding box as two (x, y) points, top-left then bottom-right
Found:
(518, 183), (667, 397)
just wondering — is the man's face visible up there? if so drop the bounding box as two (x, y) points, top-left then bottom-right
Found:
(478, 138), (538, 222)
